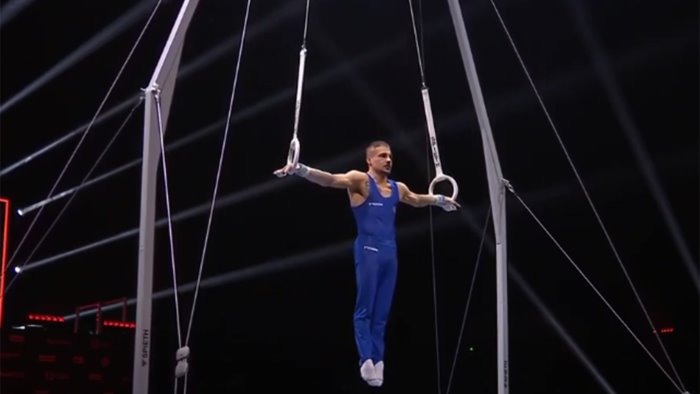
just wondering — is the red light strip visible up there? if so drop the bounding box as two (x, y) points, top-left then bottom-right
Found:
(103, 320), (136, 328)
(652, 326), (675, 334)
(0, 198), (9, 328)
(28, 313), (65, 322)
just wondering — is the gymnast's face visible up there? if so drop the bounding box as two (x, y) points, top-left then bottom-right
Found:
(367, 145), (393, 175)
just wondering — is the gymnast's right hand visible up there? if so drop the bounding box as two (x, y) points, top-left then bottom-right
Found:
(274, 163), (296, 177)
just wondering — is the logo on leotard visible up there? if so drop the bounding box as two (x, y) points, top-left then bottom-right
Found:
(363, 246), (379, 252)
(369, 202), (383, 207)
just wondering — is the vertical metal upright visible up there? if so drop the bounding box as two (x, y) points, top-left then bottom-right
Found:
(133, 1), (201, 392)
(445, 1), (509, 393)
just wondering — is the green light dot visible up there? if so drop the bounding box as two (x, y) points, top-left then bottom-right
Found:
(469, 346), (474, 352)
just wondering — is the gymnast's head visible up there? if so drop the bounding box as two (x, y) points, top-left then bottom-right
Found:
(365, 140), (393, 175)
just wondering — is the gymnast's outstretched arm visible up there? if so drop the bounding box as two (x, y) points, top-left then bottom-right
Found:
(397, 181), (460, 211)
(274, 163), (365, 189)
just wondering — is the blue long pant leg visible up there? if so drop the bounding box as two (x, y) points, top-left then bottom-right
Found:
(371, 244), (397, 362)
(353, 241), (398, 364)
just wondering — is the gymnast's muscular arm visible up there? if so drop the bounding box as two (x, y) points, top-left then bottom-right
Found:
(397, 181), (461, 211)
(274, 162), (366, 189)
(298, 166), (367, 189)
(397, 182), (438, 207)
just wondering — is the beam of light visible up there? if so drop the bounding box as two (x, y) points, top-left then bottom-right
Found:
(15, 116), (222, 217)
(0, 1), (154, 115)
(0, 96), (141, 177)
(0, 0), (305, 178)
(509, 266), (619, 394)
(61, 213), (458, 321)
(14, 116), (226, 212)
(0, 0), (37, 28)
(16, 97), (144, 217)
(565, 0), (699, 297)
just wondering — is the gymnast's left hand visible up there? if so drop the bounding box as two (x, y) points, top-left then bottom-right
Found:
(435, 195), (460, 212)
